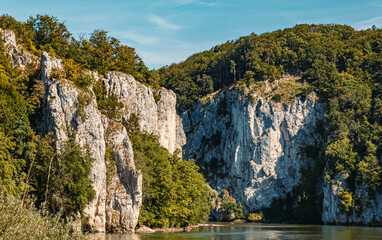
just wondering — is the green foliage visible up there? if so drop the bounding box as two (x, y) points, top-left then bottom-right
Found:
(0, 14), (36, 52)
(0, 38), (93, 230)
(131, 132), (211, 228)
(27, 14), (71, 56)
(93, 80), (123, 119)
(158, 24), (380, 110)
(1, 14), (156, 88)
(105, 146), (116, 185)
(158, 24), (382, 217)
(3, 14), (382, 225)
(218, 189), (244, 221)
(247, 212), (263, 222)
(62, 59), (94, 89)
(338, 187), (354, 215)
(326, 138), (357, 176)
(77, 91), (92, 122)
(0, 43), (37, 197)
(220, 202), (244, 220)
(123, 113), (141, 137)
(68, 29), (156, 86)
(292, 155), (325, 224)
(33, 138), (95, 217)
(271, 93), (282, 103)
(0, 193), (85, 239)
(0, 131), (20, 195)
(356, 141), (382, 195)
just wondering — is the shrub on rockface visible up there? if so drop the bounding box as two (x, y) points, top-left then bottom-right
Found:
(218, 189), (244, 221)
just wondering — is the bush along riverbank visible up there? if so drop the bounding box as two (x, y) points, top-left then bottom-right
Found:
(0, 193), (85, 239)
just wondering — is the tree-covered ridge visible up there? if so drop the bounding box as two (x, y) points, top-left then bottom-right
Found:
(0, 14), (157, 86)
(157, 24), (382, 111)
(158, 24), (382, 218)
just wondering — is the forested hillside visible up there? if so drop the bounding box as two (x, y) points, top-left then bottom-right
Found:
(158, 24), (382, 220)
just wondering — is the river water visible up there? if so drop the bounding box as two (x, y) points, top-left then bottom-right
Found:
(89, 223), (382, 240)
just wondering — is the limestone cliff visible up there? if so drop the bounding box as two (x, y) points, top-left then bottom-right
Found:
(40, 52), (142, 232)
(182, 88), (325, 213)
(103, 72), (185, 154)
(0, 29), (182, 232)
(38, 55), (185, 231)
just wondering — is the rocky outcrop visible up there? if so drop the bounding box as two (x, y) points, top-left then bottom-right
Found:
(103, 119), (142, 232)
(0, 28), (39, 69)
(40, 52), (142, 232)
(182, 89), (324, 213)
(103, 72), (186, 154)
(322, 175), (382, 225)
(41, 52), (107, 231)
(2, 27), (186, 232)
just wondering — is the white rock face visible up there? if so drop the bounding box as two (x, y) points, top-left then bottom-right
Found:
(182, 90), (324, 212)
(41, 52), (107, 231)
(104, 119), (142, 232)
(322, 175), (382, 224)
(40, 52), (142, 232)
(104, 72), (185, 154)
(38, 52), (184, 231)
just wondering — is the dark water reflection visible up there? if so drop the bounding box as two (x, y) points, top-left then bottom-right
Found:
(89, 223), (382, 240)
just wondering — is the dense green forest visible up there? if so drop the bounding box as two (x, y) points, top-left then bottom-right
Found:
(158, 24), (382, 221)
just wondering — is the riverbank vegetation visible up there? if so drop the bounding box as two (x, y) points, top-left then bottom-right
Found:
(125, 114), (213, 228)
(0, 194), (84, 239)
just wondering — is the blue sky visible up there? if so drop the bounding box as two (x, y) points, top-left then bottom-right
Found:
(1, 0), (382, 69)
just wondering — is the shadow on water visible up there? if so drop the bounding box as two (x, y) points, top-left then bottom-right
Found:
(88, 223), (382, 240)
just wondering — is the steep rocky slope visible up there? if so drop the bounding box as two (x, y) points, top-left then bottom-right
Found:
(1, 29), (185, 232)
(103, 72), (185, 154)
(40, 52), (143, 232)
(182, 87), (325, 213)
(182, 81), (382, 224)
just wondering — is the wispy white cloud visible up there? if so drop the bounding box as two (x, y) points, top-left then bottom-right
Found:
(369, 1), (382, 8)
(119, 30), (160, 45)
(148, 15), (181, 30)
(353, 16), (382, 29)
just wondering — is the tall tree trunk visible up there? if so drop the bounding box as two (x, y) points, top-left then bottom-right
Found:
(44, 154), (55, 209)
(21, 155), (36, 207)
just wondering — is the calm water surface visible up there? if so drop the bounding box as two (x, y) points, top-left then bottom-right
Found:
(89, 223), (382, 240)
